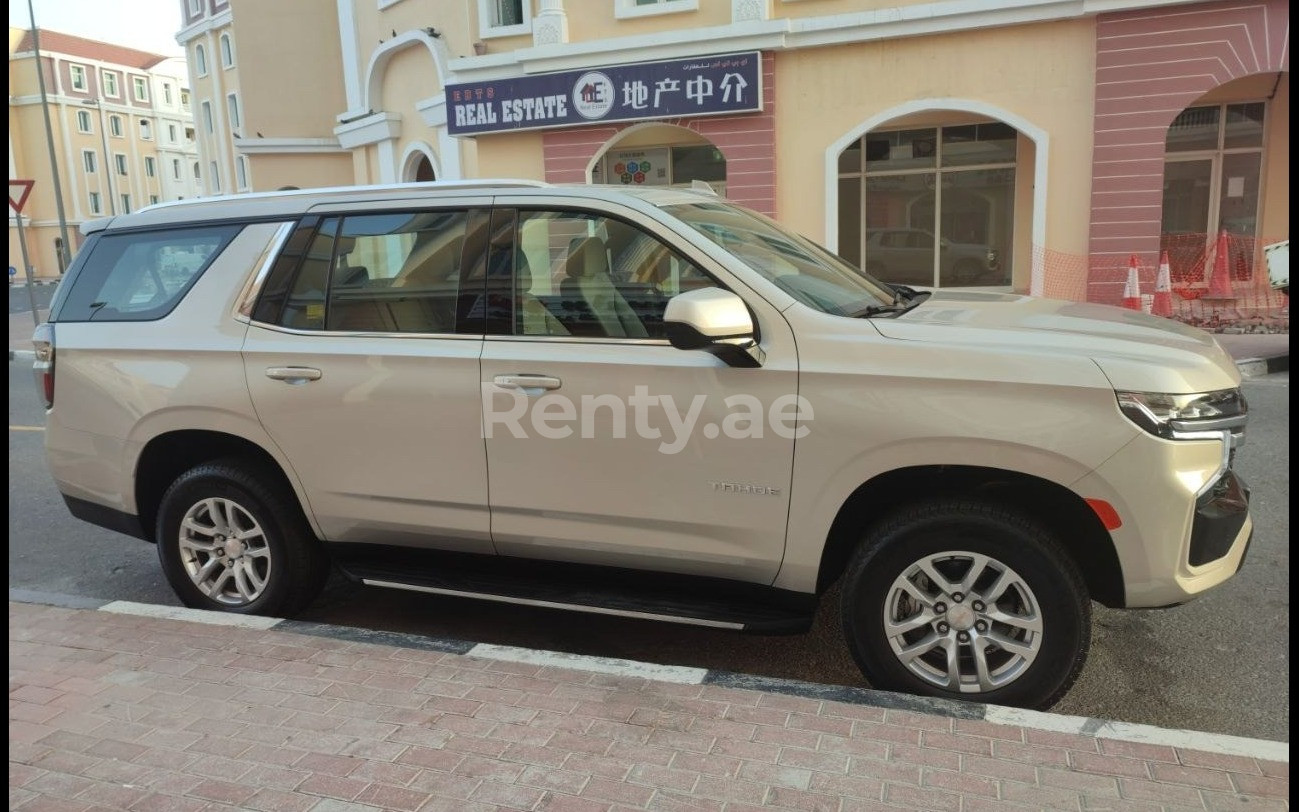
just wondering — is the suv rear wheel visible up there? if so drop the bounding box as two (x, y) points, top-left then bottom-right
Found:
(841, 499), (1089, 709)
(156, 459), (328, 616)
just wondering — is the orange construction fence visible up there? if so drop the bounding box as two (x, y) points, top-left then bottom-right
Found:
(1041, 232), (1289, 330)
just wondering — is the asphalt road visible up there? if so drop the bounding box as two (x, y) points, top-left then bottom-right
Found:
(8, 360), (1290, 742)
(9, 282), (56, 316)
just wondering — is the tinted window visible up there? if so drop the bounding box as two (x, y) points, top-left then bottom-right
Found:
(278, 218), (339, 330)
(324, 211), (470, 333)
(56, 225), (241, 322)
(494, 210), (717, 339)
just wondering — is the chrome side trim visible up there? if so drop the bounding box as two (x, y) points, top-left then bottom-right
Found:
(360, 578), (747, 630)
(233, 221), (296, 323)
(245, 322), (483, 341)
(485, 335), (672, 346)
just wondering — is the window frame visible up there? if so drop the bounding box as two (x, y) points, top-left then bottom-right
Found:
(69, 64), (88, 91)
(226, 92), (241, 130)
(82, 149), (97, 173)
(114, 153), (129, 176)
(194, 43), (208, 77)
(76, 109), (93, 133)
(219, 32), (235, 68)
(145, 156), (157, 178)
(485, 205), (726, 342)
(88, 191), (102, 215)
(477, 0), (532, 39)
(840, 122), (1018, 289)
(614, 0), (699, 19)
(132, 76), (149, 102)
(109, 114), (124, 138)
(201, 100), (214, 134)
(101, 70), (120, 98)
(251, 208), (488, 337)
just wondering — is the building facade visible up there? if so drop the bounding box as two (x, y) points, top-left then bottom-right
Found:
(8, 29), (202, 279)
(175, 0), (1286, 318)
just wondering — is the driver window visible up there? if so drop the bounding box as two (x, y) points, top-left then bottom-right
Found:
(511, 210), (717, 339)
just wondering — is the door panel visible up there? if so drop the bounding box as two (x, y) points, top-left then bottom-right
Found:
(479, 203), (799, 584)
(481, 340), (796, 582)
(244, 328), (489, 549)
(242, 205), (492, 552)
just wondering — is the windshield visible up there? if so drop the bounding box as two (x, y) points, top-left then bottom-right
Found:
(664, 200), (897, 316)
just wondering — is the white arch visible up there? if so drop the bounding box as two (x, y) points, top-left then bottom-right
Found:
(824, 98), (1049, 296)
(582, 121), (717, 182)
(399, 140), (440, 182)
(362, 30), (448, 114)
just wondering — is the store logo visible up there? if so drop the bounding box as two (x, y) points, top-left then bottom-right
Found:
(572, 72), (615, 120)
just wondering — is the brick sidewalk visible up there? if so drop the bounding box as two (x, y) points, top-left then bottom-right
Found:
(9, 602), (1289, 812)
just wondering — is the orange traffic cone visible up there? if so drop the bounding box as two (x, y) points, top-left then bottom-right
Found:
(1151, 250), (1174, 317)
(1203, 231), (1236, 300)
(1121, 254), (1142, 310)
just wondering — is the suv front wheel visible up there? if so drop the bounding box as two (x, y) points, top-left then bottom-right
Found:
(841, 499), (1090, 709)
(156, 459), (328, 617)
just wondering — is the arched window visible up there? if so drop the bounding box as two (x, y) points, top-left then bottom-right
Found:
(194, 44), (208, 76)
(219, 33), (234, 68)
(1161, 102), (1266, 283)
(839, 123), (1017, 287)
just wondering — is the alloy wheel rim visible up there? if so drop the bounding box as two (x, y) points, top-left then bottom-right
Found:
(883, 551), (1042, 693)
(178, 497), (272, 606)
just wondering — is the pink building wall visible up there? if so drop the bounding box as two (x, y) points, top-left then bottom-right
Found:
(541, 53), (777, 217)
(1086, 0), (1289, 303)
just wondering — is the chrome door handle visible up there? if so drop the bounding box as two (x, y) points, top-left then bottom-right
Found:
(493, 374), (562, 392)
(265, 366), (322, 384)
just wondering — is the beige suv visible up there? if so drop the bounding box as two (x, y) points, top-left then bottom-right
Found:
(34, 181), (1252, 709)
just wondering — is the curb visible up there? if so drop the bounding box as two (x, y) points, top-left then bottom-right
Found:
(8, 589), (1289, 763)
(1236, 354), (1290, 377)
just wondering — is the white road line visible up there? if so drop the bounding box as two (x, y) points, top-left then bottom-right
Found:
(99, 600), (284, 630)
(466, 642), (709, 685)
(984, 705), (1290, 762)
(9, 425), (44, 432)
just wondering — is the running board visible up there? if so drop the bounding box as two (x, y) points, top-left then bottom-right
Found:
(333, 547), (815, 634)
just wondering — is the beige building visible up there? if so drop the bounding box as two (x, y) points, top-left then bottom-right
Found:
(179, 0), (1287, 317)
(8, 29), (202, 279)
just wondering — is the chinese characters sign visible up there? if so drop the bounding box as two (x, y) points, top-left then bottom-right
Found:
(445, 52), (762, 136)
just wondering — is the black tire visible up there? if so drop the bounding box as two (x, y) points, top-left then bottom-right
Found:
(155, 458), (328, 617)
(841, 499), (1089, 710)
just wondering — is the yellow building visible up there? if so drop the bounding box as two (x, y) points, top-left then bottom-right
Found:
(178, 0), (1287, 316)
(8, 28), (202, 279)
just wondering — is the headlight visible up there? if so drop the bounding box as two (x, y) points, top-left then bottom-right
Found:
(1116, 389), (1248, 441)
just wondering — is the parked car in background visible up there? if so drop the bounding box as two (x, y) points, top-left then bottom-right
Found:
(864, 228), (1001, 287)
(34, 181), (1252, 710)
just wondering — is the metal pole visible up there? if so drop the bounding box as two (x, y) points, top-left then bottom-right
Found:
(27, 9), (74, 273)
(95, 101), (118, 214)
(14, 213), (42, 327)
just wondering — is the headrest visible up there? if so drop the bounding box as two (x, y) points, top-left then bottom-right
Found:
(564, 238), (609, 280)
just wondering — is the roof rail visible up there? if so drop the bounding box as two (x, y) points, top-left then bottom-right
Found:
(135, 178), (552, 213)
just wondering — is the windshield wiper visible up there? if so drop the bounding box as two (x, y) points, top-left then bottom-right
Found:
(848, 303), (905, 318)
(849, 289), (933, 319)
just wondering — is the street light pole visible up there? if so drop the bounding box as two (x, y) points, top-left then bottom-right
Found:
(26, 3), (74, 272)
(86, 99), (117, 215)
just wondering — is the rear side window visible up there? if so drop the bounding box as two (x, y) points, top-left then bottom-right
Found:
(57, 224), (242, 321)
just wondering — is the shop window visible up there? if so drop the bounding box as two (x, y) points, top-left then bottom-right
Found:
(840, 123), (1017, 287)
(1161, 102), (1266, 283)
(479, 0), (530, 38)
(591, 143), (726, 196)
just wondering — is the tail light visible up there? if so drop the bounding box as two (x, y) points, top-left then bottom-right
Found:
(32, 322), (55, 409)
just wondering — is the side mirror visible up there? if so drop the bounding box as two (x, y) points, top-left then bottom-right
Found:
(663, 288), (762, 368)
